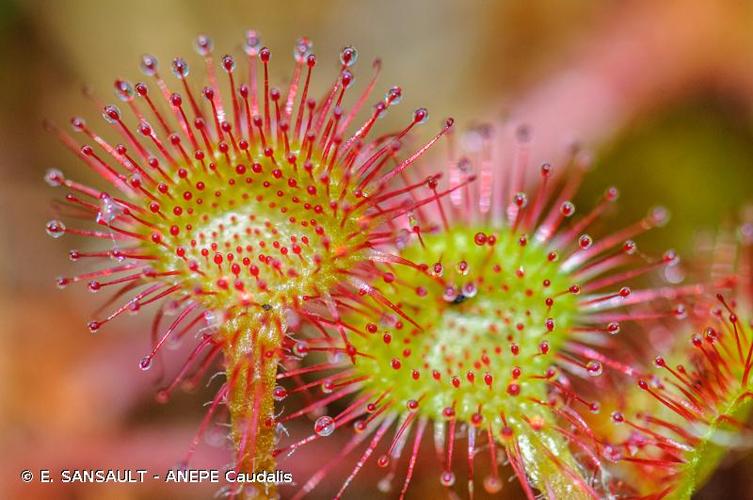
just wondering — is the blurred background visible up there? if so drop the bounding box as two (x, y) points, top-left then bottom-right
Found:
(2, 0), (753, 498)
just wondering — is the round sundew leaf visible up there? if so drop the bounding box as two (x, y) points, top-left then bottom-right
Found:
(349, 227), (577, 423)
(44, 35), (455, 500)
(599, 290), (753, 498)
(344, 226), (594, 496)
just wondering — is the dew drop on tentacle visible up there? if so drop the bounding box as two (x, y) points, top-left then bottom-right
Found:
(139, 356), (152, 371)
(442, 286), (458, 303)
(102, 105), (121, 124)
(456, 260), (469, 276)
(431, 262), (444, 277)
(414, 107), (429, 125)
(272, 386), (288, 401)
(321, 379), (335, 394)
(649, 205), (670, 227)
(243, 30), (261, 55)
(222, 54), (236, 72)
(386, 86), (402, 106)
(673, 303), (688, 319)
(439, 471), (456, 487)
(46, 220), (66, 238)
(139, 54), (159, 76)
(292, 341), (309, 358)
(586, 360), (603, 377)
(314, 415), (335, 437)
(483, 475), (502, 493)
(44, 168), (65, 187)
(171, 57), (190, 79)
(623, 240), (637, 255)
(339, 46), (358, 67)
(96, 193), (123, 225)
(114, 80), (135, 102)
(603, 445), (622, 463)
(560, 201), (575, 217)
(70, 116), (86, 132)
(194, 34), (214, 56)
(293, 37), (313, 61)
(578, 234), (593, 250)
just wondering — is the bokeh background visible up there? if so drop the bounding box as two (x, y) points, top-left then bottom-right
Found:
(2, 0), (753, 498)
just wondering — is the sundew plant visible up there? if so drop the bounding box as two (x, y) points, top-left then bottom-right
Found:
(43, 31), (753, 499)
